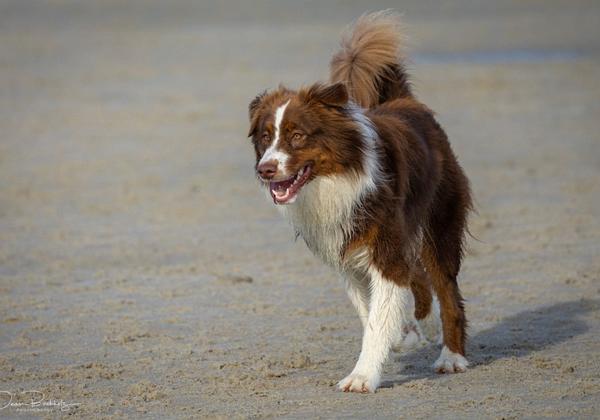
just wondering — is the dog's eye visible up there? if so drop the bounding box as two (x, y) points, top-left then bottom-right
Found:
(290, 132), (306, 148)
(261, 133), (271, 143)
(291, 132), (306, 145)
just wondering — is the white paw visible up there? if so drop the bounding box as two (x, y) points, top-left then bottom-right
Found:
(434, 346), (469, 373)
(337, 372), (380, 393)
(391, 322), (428, 353)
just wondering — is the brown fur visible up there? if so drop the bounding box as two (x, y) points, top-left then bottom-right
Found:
(343, 97), (472, 355)
(411, 262), (433, 320)
(330, 10), (412, 108)
(248, 83), (366, 183)
(248, 12), (472, 357)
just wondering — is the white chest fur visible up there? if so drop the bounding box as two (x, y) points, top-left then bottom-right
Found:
(275, 108), (382, 271)
(278, 172), (366, 269)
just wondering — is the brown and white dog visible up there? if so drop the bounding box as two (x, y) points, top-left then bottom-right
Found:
(247, 11), (472, 393)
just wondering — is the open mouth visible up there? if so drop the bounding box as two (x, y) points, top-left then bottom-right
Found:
(269, 164), (312, 205)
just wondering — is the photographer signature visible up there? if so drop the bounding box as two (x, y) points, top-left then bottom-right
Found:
(0, 390), (80, 412)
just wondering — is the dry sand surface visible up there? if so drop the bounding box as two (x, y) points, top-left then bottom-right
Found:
(1, 1), (600, 418)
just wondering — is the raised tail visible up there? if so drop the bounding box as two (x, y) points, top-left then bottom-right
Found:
(329, 10), (412, 109)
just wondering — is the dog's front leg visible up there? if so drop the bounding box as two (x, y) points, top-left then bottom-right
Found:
(343, 273), (370, 329)
(338, 267), (415, 393)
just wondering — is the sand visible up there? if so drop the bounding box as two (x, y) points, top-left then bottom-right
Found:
(1, 0), (599, 418)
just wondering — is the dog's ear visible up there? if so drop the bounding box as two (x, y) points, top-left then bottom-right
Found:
(248, 90), (266, 120)
(248, 90), (267, 137)
(304, 82), (348, 107)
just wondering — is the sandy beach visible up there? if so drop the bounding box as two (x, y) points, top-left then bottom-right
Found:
(1, 1), (599, 418)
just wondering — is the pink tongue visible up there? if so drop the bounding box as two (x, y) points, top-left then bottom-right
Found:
(270, 178), (294, 192)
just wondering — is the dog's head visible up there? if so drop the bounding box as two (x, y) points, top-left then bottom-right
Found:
(247, 82), (366, 205)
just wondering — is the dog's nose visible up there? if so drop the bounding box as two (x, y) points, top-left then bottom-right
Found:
(257, 160), (278, 180)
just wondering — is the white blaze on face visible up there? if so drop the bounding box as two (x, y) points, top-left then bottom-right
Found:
(258, 99), (291, 176)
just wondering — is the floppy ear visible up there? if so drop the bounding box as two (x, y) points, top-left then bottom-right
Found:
(248, 90), (266, 120)
(247, 90), (267, 137)
(305, 82), (348, 107)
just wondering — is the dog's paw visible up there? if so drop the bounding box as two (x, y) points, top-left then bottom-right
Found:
(391, 321), (428, 353)
(433, 346), (469, 373)
(337, 372), (380, 393)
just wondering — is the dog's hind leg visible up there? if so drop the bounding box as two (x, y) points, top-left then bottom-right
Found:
(391, 265), (431, 352)
(419, 293), (442, 345)
(422, 208), (469, 373)
(411, 262), (442, 344)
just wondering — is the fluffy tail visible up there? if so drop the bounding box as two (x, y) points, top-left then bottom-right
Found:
(330, 11), (412, 109)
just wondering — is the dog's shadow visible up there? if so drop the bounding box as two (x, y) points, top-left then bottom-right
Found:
(381, 298), (598, 388)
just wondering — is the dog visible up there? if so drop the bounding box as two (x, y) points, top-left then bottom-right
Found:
(247, 11), (472, 393)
